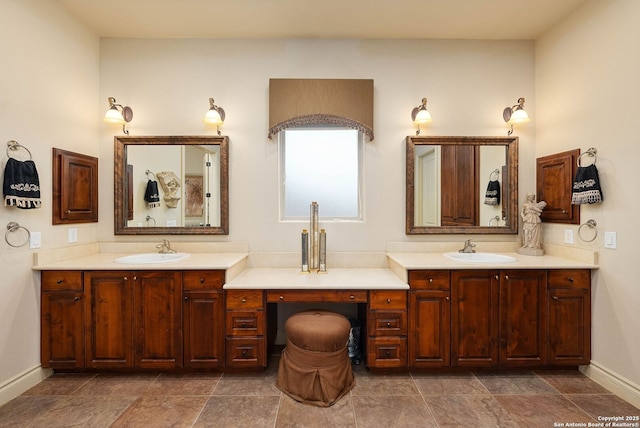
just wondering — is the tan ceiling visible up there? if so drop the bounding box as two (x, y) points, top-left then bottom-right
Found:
(56, 0), (587, 40)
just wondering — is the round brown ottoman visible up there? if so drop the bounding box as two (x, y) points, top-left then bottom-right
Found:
(276, 309), (355, 407)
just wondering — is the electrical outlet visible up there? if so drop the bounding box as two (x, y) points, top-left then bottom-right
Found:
(604, 231), (617, 249)
(68, 228), (78, 243)
(30, 231), (42, 249)
(564, 229), (574, 244)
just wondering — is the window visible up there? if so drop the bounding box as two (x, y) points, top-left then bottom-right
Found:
(279, 128), (363, 221)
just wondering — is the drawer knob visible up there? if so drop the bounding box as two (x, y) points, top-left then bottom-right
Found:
(200, 278), (205, 283)
(495, 275), (499, 280)
(386, 322), (391, 328)
(241, 298), (247, 303)
(56, 279), (63, 284)
(241, 322), (247, 328)
(184, 296), (189, 301)
(385, 350), (391, 356)
(445, 296), (450, 301)
(124, 276), (128, 280)
(386, 298), (391, 303)
(74, 296), (80, 301)
(350, 295), (355, 300)
(242, 350), (247, 357)
(553, 296), (559, 300)
(505, 275), (509, 280)
(567, 277), (574, 283)
(429, 278), (433, 283)
(279, 296), (284, 301)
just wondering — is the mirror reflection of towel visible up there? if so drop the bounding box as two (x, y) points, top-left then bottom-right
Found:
(572, 164), (603, 204)
(484, 180), (500, 206)
(3, 158), (42, 209)
(144, 180), (161, 208)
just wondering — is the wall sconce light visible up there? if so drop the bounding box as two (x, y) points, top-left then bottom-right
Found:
(411, 97), (432, 135)
(502, 97), (530, 135)
(104, 97), (133, 135)
(203, 97), (225, 135)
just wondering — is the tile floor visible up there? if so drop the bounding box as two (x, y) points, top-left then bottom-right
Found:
(1, 357), (638, 428)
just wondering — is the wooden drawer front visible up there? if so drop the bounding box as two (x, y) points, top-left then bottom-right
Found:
(226, 290), (264, 309)
(367, 337), (407, 368)
(408, 270), (450, 290)
(42, 271), (82, 291)
(369, 291), (407, 310)
(226, 311), (264, 336)
(183, 270), (224, 291)
(266, 290), (368, 303)
(548, 270), (590, 289)
(225, 337), (266, 368)
(368, 311), (407, 336)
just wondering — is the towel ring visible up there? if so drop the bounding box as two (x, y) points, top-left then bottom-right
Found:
(577, 148), (597, 167)
(6, 140), (33, 161)
(5, 222), (31, 248)
(145, 169), (156, 180)
(489, 169), (500, 181)
(578, 219), (598, 242)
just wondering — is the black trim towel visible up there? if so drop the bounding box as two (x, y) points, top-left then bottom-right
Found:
(3, 158), (41, 209)
(571, 164), (603, 204)
(144, 180), (161, 208)
(484, 180), (500, 205)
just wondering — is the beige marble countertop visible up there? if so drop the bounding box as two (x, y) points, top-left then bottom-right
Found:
(225, 267), (409, 290)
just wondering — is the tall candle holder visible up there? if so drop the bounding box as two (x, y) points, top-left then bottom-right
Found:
(309, 201), (319, 271)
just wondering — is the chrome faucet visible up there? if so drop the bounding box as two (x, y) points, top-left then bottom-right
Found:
(156, 239), (176, 254)
(459, 239), (476, 253)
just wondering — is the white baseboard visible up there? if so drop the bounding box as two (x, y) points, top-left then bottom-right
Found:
(581, 361), (640, 409)
(0, 365), (52, 407)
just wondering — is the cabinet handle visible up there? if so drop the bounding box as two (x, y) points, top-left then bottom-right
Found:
(495, 275), (499, 280)
(429, 278), (433, 283)
(386, 322), (391, 327)
(65, 210), (71, 214)
(124, 276), (128, 280)
(56, 279), (64, 284)
(133, 276), (137, 281)
(200, 278), (205, 283)
(184, 296), (189, 301)
(505, 275), (510, 280)
(74, 296), (80, 301)
(386, 298), (391, 304)
(385, 350), (391, 356)
(350, 295), (355, 300)
(242, 350), (247, 357)
(445, 296), (450, 301)
(242, 298), (247, 303)
(279, 296), (284, 301)
(552, 296), (559, 300)
(241, 322), (247, 328)
(567, 277), (574, 283)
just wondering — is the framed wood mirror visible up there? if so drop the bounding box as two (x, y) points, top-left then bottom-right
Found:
(114, 136), (228, 235)
(406, 136), (518, 234)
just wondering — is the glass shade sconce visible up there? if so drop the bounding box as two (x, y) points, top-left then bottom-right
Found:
(411, 97), (432, 135)
(203, 97), (225, 135)
(104, 97), (133, 135)
(502, 97), (530, 135)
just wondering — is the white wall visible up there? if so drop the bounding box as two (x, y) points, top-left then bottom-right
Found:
(536, 0), (640, 396)
(99, 38), (535, 251)
(0, 0), (99, 402)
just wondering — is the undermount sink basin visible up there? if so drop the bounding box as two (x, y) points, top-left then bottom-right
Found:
(114, 253), (190, 264)
(443, 252), (517, 264)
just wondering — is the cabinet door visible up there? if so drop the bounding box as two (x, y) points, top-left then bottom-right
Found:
(499, 270), (547, 366)
(133, 271), (183, 369)
(441, 145), (479, 226)
(548, 270), (591, 365)
(84, 271), (133, 368)
(52, 148), (98, 224)
(409, 290), (450, 367)
(451, 270), (499, 366)
(183, 291), (224, 368)
(536, 149), (580, 224)
(41, 291), (84, 369)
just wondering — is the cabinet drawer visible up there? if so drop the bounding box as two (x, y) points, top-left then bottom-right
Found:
(226, 290), (264, 309)
(408, 270), (450, 290)
(226, 311), (264, 336)
(225, 337), (266, 368)
(369, 291), (407, 310)
(183, 270), (224, 290)
(368, 311), (407, 336)
(267, 290), (368, 303)
(548, 270), (590, 289)
(42, 271), (82, 291)
(367, 337), (407, 368)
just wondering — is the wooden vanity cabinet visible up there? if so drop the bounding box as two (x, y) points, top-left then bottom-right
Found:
(367, 290), (408, 368)
(408, 270), (451, 368)
(183, 270), (225, 368)
(41, 271), (85, 369)
(225, 289), (267, 368)
(84, 270), (182, 369)
(547, 269), (591, 365)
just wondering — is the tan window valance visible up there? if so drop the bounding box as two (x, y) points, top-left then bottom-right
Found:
(268, 78), (374, 141)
